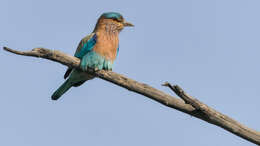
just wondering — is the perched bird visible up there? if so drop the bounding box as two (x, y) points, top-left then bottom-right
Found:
(51, 12), (134, 100)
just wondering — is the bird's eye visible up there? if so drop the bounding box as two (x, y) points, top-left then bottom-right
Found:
(112, 17), (123, 22)
(112, 18), (119, 22)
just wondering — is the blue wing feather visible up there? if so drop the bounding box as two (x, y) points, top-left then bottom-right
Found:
(63, 33), (97, 79)
(75, 33), (97, 59)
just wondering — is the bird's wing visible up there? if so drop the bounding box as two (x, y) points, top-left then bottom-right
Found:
(64, 33), (97, 79)
(74, 33), (97, 59)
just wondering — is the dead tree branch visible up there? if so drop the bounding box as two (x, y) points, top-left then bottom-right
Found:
(3, 46), (260, 145)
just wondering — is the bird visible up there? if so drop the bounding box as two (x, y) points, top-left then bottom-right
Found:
(51, 12), (134, 100)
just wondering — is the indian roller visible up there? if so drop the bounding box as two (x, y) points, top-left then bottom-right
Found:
(51, 12), (134, 100)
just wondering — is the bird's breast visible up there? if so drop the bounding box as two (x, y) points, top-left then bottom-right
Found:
(93, 32), (119, 61)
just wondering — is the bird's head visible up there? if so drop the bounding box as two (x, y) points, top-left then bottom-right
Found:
(94, 12), (134, 32)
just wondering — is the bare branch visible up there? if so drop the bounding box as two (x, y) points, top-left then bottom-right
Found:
(3, 46), (260, 145)
(162, 82), (204, 111)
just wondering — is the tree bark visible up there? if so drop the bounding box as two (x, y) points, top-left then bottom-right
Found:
(3, 47), (260, 145)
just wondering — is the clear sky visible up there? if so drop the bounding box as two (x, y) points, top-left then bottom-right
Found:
(1, 0), (260, 145)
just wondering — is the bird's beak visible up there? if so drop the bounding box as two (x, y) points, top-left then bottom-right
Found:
(123, 21), (134, 27)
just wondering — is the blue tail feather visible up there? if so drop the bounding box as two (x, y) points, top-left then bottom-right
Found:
(51, 79), (73, 100)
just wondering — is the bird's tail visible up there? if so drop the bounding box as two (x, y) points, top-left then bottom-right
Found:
(51, 79), (73, 100)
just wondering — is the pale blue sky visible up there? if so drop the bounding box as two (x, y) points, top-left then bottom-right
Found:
(1, 0), (260, 145)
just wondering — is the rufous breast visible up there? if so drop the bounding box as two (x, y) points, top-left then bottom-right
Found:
(93, 31), (119, 61)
